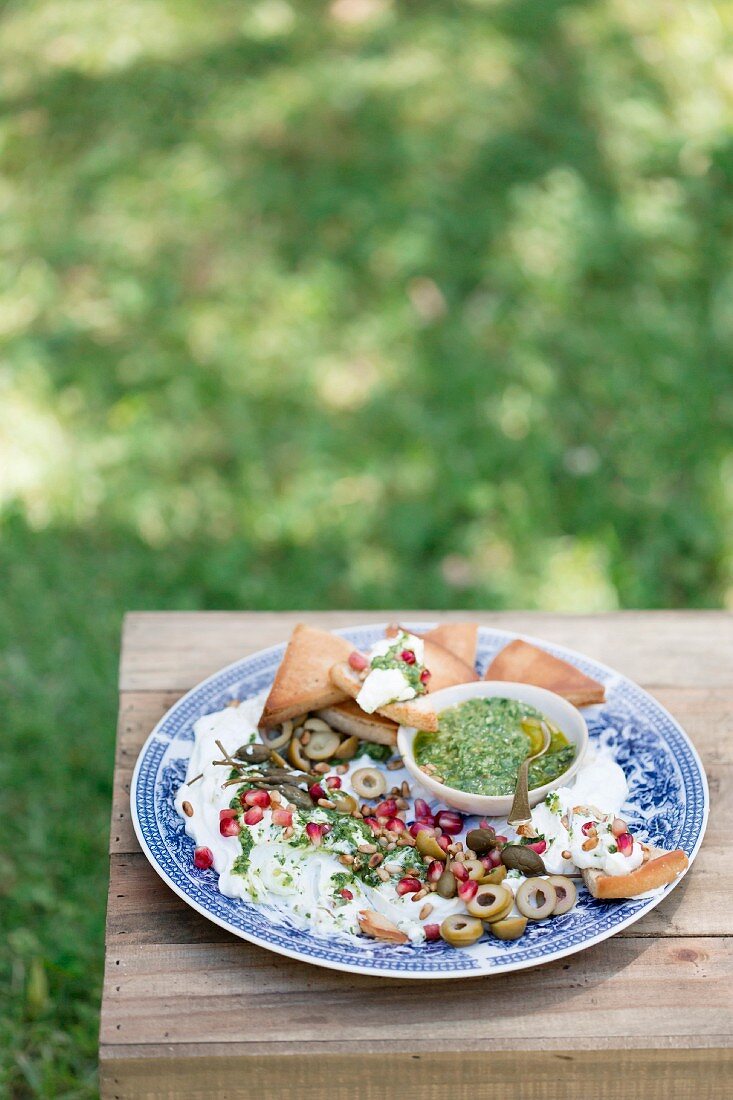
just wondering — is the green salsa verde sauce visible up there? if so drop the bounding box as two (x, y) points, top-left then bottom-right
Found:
(414, 697), (575, 797)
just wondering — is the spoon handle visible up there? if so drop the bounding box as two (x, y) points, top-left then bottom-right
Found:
(507, 758), (532, 826)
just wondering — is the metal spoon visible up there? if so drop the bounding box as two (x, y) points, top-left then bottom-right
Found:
(507, 722), (552, 827)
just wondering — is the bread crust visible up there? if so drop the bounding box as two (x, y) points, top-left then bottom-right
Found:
(316, 701), (398, 747)
(329, 662), (440, 732)
(582, 846), (688, 899)
(485, 638), (605, 707)
(258, 623), (352, 728)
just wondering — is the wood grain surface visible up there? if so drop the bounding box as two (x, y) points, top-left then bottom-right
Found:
(100, 612), (732, 1099)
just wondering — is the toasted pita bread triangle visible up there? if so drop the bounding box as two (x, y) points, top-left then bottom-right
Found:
(316, 700), (397, 747)
(421, 623), (478, 668)
(329, 663), (440, 731)
(258, 624), (351, 728)
(582, 845), (688, 899)
(484, 639), (605, 707)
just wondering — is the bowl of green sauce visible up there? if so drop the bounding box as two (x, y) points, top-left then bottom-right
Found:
(398, 681), (589, 817)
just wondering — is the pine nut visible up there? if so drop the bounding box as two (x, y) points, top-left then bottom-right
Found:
(182, 801), (194, 817)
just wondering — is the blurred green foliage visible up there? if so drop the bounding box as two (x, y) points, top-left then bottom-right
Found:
(2, 0), (733, 1094)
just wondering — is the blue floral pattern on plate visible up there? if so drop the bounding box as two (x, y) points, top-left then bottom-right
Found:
(131, 624), (708, 978)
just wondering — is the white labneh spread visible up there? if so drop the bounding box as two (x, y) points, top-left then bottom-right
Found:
(530, 749), (644, 878)
(176, 704), (658, 948)
(356, 632), (425, 714)
(175, 697), (462, 945)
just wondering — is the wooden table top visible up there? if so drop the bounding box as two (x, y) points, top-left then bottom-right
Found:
(101, 611), (732, 1099)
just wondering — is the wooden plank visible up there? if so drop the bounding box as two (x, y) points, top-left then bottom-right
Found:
(99, 937), (731, 1050)
(110, 686), (731, 855)
(119, 610), (733, 692)
(100, 1047), (733, 1100)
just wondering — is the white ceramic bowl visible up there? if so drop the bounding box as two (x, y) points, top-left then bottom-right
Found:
(397, 680), (589, 817)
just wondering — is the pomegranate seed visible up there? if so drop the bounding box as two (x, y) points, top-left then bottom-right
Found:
(340, 888), (354, 901)
(375, 798), (398, 818)
(423, 923), (441, 941)
(427, 860), (444, 883)
(271, 808), (293, 827)
(243, 788), (270, 808)
(243, 806), (264, 826)
(348, 650), (369, 671)
(479, 818), (491, 829)
(612, 817), (628, 837)
(457, 878), (478, 903)
(413, 799), (434, 823)
(420, 668), (431, 684)
(409, 821), (435, 839)
(325, 775), (342, 789)
(527, 839), (547, 855)
(306, 822), (324, 846)
(219, 809), (241, 837)
(581, 821), (597, 837)
(363, 816), (380, 832)
(308, 783), (326, 802)
(386, 817), (407, 834)
(494, 834), (508, 846)
(436, 835), (451, 852)
(396, 876), (422, 897)
(400, 649), (416, 665)
(480, 855), (494, 871)
(450, 861), (468, 882)
(193, 846), (214, 870)
(488, 849), (502, 867)
(617, 832), (634, 856)
(435, 811), (464, 836)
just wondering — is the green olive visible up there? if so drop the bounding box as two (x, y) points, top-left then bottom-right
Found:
(351, 767), (387, 799)
(440, 914), (484, 948)
(485, 891), (514, 923)
(435, 866), (457, 898)
(260, 721), (292, 752)
(478, 865), (507, 886)
(488, 916), (528, 941)
(303, 728), (341, 761)
(463, 858), (485, 881)
(516, 877), (557, 921)
(329, 790), (358, 815)
(465, 828), (497, 856)
(416, 830), (447, 861)
(466, 884), (512, 922)
(288, 737), (312, 772)
(548, 875), (577, 916)
(334, 735), (361, 761)
(303, 717), (333, 734)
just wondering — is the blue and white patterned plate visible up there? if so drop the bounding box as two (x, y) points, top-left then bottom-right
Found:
(130, 624), (708, 979)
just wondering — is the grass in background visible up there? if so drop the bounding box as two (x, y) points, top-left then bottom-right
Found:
(2, 0), (733, 1094)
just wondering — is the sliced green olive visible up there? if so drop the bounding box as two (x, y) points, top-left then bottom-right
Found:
(303, 728), (341, 761)
(486, 891), (514, 923)
(516, 877), (557, 921)
(478, 865), (507, 886)
(548, 875), (577, 916)
(488, 916), (528, 941)
(465, 828), (497, 856)
(334, 735), (361, 761)
(260, 721), (292, 752)
(288, 737), (312, 772)
(351, 767), (387, 799)
(463, 858), (485, 881)
(415, 830), (447, 861)
(303, 717), (333, 734)
(435, 866), (457, 898)
(440, 914), (484, 948)
(466, 884), (512, 922)
(329, 790), (357, 815)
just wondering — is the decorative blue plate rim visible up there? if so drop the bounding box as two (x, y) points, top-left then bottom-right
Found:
(130, 623), (709, 979)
